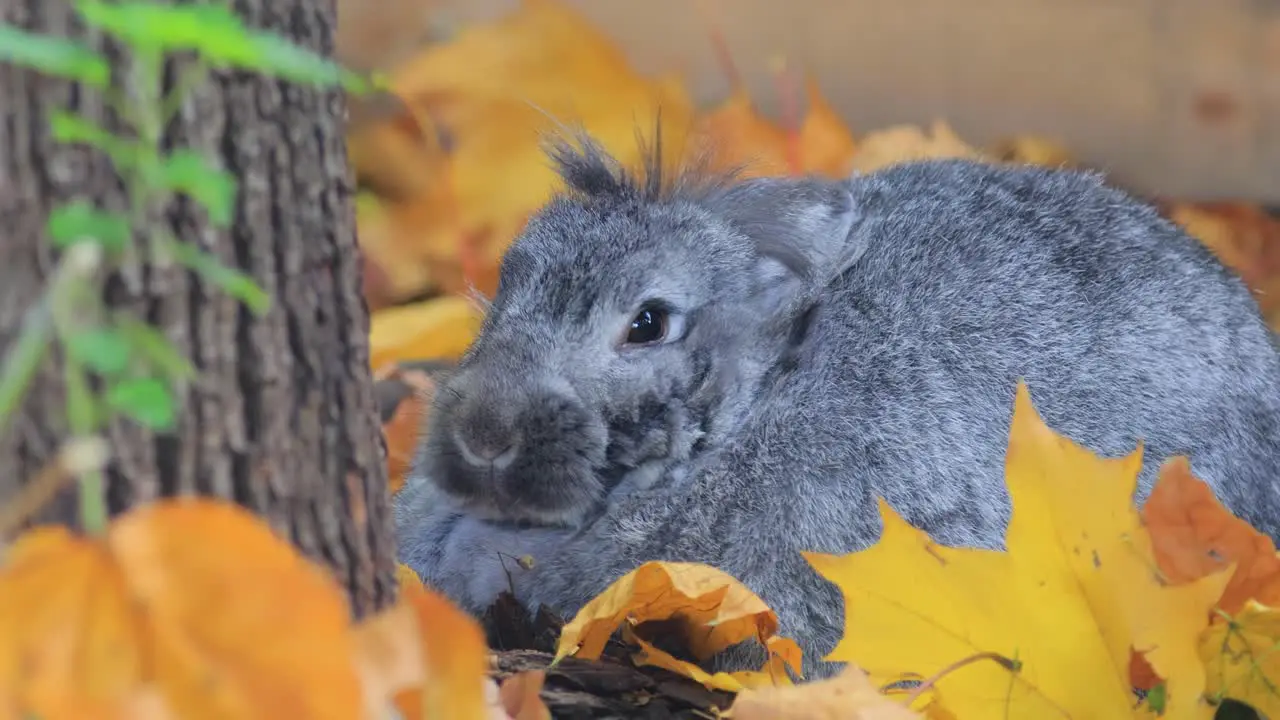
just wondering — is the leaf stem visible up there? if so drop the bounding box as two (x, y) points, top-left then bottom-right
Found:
(0, 437), (109, 540)
(900, 651), (1021, 706)
(50, 243), (109, 535)
(65, 358), (108, 534)
(128, 47), (166, 272)
(158, 57), (207, 128)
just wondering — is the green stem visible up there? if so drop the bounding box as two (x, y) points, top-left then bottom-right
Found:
(0, 298), (54, 436)
(64, 359), (107, 534)
(49, 245), (108, 535)
(158, 58), (207, 128)
(0, 242), (104, 437)
(129, 48), (167, 267)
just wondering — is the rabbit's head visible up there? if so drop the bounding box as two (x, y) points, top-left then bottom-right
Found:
(414, 131), (864, 527)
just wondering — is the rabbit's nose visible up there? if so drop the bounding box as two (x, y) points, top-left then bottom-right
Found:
(451, 409), (521, 470)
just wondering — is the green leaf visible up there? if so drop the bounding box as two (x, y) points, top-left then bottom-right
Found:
(114, 316), (196, 381)
(160, 151), (237, 226)
(0, 24), (109, 87)
(73, 0), (356, 85)
(167, 241), (270, 315)
(66, 328), (132, 376)
(47, 201), (131, 251)
(73, 0), (363, 89)
(1143, 682), (1166, 714)
(105, 376), (175, 430)
(242, 31), (364, 90)
(75, 0), (244, 51)
(50, 112), (138, 167)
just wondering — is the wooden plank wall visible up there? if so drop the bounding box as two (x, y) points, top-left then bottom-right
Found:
(408, 0), (1280, 202)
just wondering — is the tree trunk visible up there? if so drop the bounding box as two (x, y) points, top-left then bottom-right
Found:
(0, 0), (397, 617)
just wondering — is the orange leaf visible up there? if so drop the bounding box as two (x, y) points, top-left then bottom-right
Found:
(349, 108), (448, 204)
(1131, 456), (1280, 691)
(359, 577), (491, 720)
(697, 88), (791, 178)
(797, 74), (857, 178)
(1142, 456), (1280, 614)
(379, 370), (437, 494)
(554, 561), (801, 691)
(1128, 651), (1161, 694)
(0, 527), (143, 720)
(0, 500), (363, 720)
(389, 0), (646, 116)
(497, 671), (551, 720)
(356, 192), (456, 307)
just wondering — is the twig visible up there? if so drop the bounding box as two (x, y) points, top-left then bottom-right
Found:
(901, 651), (1021, 706)
(0, 436), (110, 539)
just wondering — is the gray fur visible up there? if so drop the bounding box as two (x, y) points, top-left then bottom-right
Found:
(395, 132), (1280, 680)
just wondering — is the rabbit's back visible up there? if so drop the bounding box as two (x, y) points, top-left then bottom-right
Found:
(771, 159), (1280, 551)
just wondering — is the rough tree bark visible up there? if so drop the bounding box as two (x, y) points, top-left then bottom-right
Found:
(0, 0), (397, 616)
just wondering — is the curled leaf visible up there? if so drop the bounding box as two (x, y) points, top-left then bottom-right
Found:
(554, 560), (801, 690)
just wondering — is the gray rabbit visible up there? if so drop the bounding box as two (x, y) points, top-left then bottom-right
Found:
(394, 132), (1280, 680)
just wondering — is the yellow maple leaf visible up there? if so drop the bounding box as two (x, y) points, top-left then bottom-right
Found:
(803, 382), (1231, 719)
(728, 664), (922, 720)
(554, 560), (802, 692)
(1199, 599), (1280, 717)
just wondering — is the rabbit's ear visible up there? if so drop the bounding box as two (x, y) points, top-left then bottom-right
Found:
(707, 176), (864, 315)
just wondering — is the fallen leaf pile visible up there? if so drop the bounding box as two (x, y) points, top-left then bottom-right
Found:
(9, 379), (1280, 717)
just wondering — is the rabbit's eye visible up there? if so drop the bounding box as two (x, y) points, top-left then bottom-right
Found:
(624, 306), (668, 346)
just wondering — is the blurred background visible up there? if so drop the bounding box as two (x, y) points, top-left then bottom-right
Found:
(340, 0), (1280, 386)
